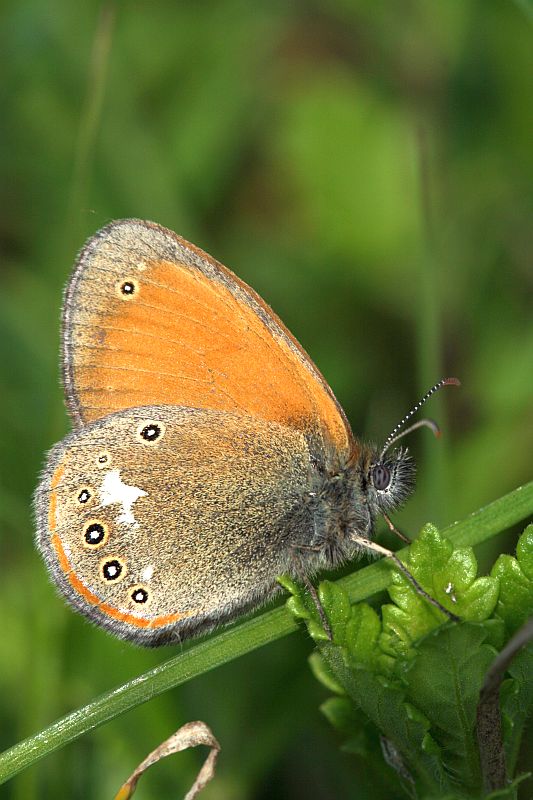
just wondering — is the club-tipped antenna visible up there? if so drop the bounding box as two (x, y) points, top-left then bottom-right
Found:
(379, 377), (460, 460)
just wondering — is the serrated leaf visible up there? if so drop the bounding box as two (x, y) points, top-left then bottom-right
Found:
(305, 616), (331, 642)
(392, 525), (499, 629)
(318, 580), (352, 645)
(501, 643), (533, 774)
(280, 575), (330, 641)
(277, 574), (299, 596)
(320, 696), (362, 737)
(379, 600), (432, 662)
(309, 651), (345, 695)
(454, 576), (500, 622)
(516, 524), (533, 578)
(326, 664), (451, 792)
(479, 617), (506, 650)
(404, 623), (497, 793)
(491, 556), (531, 633)
(405, 523), (455, 575)
(344, 603), (393, 676)
(284, 521), (532, 797)
(284, 593), (308, 620)
(318, 643), (449, 789)
(492, 526), (533, 634)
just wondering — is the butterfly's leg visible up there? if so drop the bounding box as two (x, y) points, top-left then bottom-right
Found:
(382, 513), (411, 544)
(302, 573), (333, 641)
(350, 535), (460, 623)
(289, 545), (333, 640)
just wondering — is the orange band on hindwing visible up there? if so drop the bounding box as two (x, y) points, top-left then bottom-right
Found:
(50, 531), (194, 629)
(48, 465), (65, 533)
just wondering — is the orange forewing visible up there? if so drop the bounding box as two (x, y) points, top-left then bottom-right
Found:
(63, 220), (353, 457)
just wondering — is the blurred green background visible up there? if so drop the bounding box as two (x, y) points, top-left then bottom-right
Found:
(0, 1), (531, 798)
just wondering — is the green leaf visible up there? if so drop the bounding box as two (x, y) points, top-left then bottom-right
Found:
(318, 580), (352, 645)
(492, 525), (533, 634)
(377, 525), (499, 667)
(478, 617), (506, 651)
(345, 603), (393, 675)
(278, 574), (330, 642)
(517, 524), (533, 579)
(308, 651), (345, 696)
(379, 600), (432, 662)
(330, 664), (449, 794)
(501, 643), (533, 774)
(320, 696), (363, 740)
(282, 519), (532, 798)
(393, 524), (500, 626)
(403, 623), (497, 793)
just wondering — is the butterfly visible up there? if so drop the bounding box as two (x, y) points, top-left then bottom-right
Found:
(35, 219), (458, 645)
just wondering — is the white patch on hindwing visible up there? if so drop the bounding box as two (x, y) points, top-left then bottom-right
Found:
(99, 469), (147, 527)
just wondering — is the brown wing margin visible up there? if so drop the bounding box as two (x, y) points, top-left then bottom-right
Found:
(61, 219), (354, 458)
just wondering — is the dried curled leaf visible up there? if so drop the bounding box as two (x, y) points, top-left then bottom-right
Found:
(114, 720), (220, 800)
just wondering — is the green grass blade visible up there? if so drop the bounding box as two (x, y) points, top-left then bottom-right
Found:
(0, 608), (296, 784)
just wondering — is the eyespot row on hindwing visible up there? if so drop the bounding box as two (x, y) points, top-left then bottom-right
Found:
(67, 416), (168, 611)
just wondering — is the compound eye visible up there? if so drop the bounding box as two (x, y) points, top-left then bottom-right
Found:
(372, 464), (391, 491)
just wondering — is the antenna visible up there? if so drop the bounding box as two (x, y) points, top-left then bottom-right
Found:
(379, 377), (460, 459)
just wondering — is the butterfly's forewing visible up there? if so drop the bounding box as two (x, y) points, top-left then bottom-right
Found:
(63, 219), (353, 458)
(36, 405), (318, 645)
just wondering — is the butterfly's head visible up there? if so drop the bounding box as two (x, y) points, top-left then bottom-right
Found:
(358, 377), (461, 526)
(362, 445), (416, 518)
